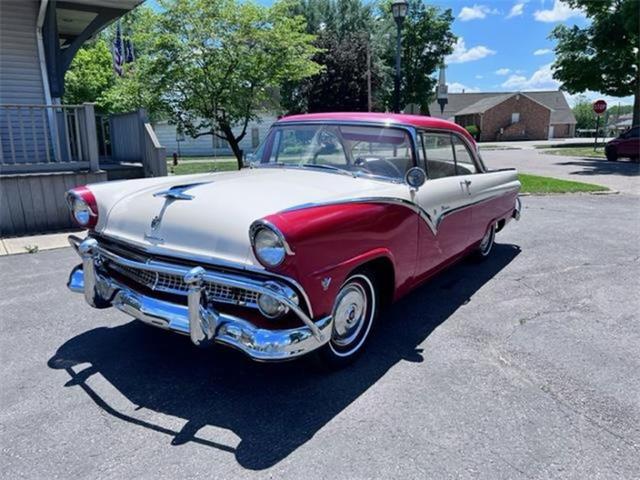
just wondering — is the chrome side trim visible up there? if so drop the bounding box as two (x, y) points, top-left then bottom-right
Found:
(278, 189), (519, 236)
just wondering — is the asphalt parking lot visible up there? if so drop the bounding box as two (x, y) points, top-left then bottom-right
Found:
(1, 194), (639, 479)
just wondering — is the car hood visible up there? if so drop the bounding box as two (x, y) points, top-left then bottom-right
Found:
(97, 168), (406, 268)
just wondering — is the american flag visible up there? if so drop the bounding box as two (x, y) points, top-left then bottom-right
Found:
(112, 22), (124, 76)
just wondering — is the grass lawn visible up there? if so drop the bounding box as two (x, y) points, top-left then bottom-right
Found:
(541, 147), (606, 159)
(167, 155), (236, 162)
(168, 161), (238, 175)
(168, 161), (609, 194)
(519, 173), (608, 194)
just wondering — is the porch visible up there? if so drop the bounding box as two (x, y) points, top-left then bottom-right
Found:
(0, 103), (166, 236)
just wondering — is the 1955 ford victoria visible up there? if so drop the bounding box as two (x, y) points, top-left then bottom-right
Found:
(66, 113), (521, 367)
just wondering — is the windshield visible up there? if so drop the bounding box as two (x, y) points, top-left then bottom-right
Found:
(252, 124), (415, 181)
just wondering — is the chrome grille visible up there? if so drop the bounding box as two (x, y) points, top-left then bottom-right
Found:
(107, 260), (259, 307)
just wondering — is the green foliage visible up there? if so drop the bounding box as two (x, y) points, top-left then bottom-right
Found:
(281, 0), (456, 114)
(572, 96), (597, 130)
(378, 0), (456, 114)
(281, 0), (385, 113)
(465, 125), (479, 137)
(149, 0), (320, 164)
(550, 0), (639, 124)
(63, 39), (114, 107)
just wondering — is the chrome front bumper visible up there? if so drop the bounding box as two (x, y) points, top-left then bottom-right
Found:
(68, 237), (332, 361)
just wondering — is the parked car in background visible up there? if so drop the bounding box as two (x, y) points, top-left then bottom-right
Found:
(605, 126), (639, 161)
(66, 113), (521, 368)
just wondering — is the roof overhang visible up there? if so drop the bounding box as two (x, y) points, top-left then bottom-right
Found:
(42, 0), (145, 98)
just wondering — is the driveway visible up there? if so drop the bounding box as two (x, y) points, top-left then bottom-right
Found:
(1, 195), (639, 479)
(482, 148), (640, 195)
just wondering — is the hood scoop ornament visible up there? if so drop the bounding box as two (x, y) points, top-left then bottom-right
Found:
(153, 182), (210, 200)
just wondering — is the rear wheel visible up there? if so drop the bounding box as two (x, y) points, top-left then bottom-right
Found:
(316, 272), (378, 369)
(606, 147), (617, 162)
(473, 223), (496, 261)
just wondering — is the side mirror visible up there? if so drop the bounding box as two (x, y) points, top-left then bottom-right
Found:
(405, 167), (426, 189)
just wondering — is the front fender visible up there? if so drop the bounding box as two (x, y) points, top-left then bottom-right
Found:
(262, 202), (419, 317)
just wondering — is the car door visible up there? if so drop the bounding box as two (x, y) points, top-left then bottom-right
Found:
(619, 127), (639, 157)
(412, 131), (474, 278)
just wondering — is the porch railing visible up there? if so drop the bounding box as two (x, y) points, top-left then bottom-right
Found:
(0, 103), (99, 174)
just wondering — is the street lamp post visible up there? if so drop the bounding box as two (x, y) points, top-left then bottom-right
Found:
(392, 0), (409, 113)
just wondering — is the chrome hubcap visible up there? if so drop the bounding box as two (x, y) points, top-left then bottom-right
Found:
(332, 283), (367, 347)
(480, 226), (494, 253)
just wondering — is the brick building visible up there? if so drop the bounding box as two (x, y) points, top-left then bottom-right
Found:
(429, 90), (576, 141)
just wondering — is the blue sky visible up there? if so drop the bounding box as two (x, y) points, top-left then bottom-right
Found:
(147, 0), (634, 106)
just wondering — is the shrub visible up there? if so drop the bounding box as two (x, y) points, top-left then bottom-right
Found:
(465, 125), (479, 138)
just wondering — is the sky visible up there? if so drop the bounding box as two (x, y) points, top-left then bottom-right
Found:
(146, 0), (634, 107)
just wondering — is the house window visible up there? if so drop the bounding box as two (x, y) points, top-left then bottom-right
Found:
(511, 112), (520, 124)
(251, 127), (260, 148)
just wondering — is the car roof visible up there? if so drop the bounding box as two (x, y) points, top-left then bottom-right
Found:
(276, 112), (476, 145)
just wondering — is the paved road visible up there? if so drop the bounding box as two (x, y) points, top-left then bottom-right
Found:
(2, 195), (639, 479)
(482, 148), (640, 195)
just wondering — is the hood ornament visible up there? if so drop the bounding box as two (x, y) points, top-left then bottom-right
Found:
(153, 182), (209, 200)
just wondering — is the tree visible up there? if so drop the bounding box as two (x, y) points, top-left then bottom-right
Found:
(281, 0), (386, 113)
(63, 6), (164, 118)
(63, 39), (114, 106)
(378, 0), (456, 114)
(550, 0), (640, 126)
(572, 95), (597, 130)
(147, 0), (320, 168)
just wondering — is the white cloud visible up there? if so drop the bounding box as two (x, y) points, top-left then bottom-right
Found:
(449, 82), (481, 93)
(501, 63), (560, 90)
(475, 74), (484, 79)
(534, 0), (584, 22)
(565, 91), (635, 107)
(506, 2), (525, 19)
(533, 48), (552, 55)
(446, 38), (496, 64)
(458, 4), (499, 21)
(495, 68), (511, 75)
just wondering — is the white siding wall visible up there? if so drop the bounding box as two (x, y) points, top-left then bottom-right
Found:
(154, 115), (278, 157)
(0, 0), (49, 164)
(0, 0), (45, 105)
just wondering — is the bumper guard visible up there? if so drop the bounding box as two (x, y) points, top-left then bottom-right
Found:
(68, 237), (332, 361)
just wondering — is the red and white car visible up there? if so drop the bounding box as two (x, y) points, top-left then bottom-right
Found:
(66, 113), (521, 367)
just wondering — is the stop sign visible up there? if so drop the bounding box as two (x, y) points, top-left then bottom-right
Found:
(593, 99), (607, 115)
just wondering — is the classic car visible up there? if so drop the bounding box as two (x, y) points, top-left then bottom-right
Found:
(66, 112), (521, 367)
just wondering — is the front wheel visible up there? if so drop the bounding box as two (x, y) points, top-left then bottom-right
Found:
(316, 272), (378, 369)
(606, 148), (617, 162)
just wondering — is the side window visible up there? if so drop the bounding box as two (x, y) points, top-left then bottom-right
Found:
(452, 136), (479, 175)
(421, 132), (457, 179)
(627, 127), (639, 138)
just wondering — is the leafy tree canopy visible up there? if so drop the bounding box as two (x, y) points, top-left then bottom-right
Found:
(550, 0), (639, 125)
(147, 0), (320, 165)
(377, 0), (456, 114)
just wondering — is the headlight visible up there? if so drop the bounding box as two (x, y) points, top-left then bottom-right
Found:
(71, 197), (92, 226)
(251, 223), (289, 267)
(66, 187), (98, 229)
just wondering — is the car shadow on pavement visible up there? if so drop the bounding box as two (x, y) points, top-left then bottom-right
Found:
(48, 243), (520, 470)
(554, 158), (640, 177)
